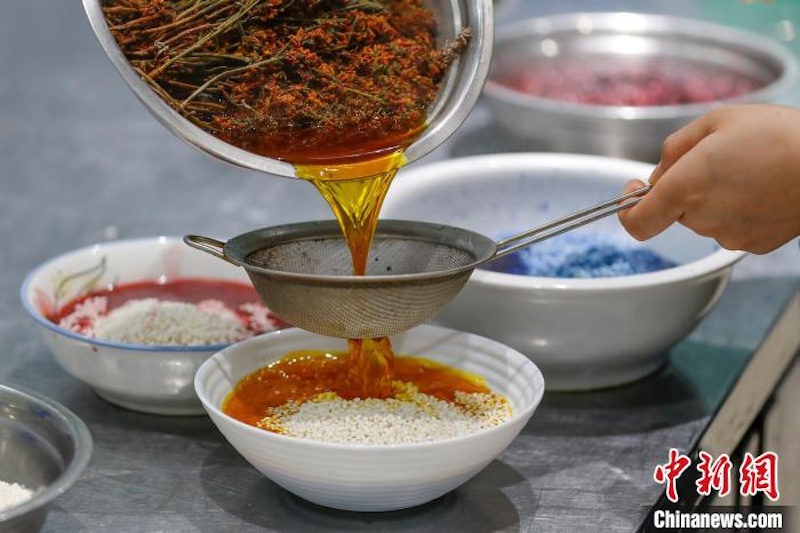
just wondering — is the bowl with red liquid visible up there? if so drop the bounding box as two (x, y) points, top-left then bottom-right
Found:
(21, 237), (289, 416)
(483, 12), (798, 162)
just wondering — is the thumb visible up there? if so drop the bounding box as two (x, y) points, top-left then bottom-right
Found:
(619, 172), (687, 241)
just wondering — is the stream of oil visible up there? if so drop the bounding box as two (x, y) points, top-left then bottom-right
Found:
(295, 151), (407, 399)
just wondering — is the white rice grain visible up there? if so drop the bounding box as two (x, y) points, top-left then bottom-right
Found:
(93, 298), (247, 346)
(258, 382), (512, 445)
(0, 480), (33, 511)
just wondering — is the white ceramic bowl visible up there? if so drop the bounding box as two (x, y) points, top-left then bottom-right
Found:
(382, 153), (746, 391)
(21, 236), (278, 416)
(194, 324), (544, 512)
(484, 12), (798, 162)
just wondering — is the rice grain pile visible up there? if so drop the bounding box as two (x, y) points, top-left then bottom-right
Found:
(92, 298), (246, 345)
(257, 382), (512, 445)
(59, 297), (279, 345)
(0, 480), (33, 512)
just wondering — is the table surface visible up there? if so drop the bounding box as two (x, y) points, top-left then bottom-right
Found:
(2, 1), (800, 532)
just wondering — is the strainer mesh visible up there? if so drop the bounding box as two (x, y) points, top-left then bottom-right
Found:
(235, 222), (493, 338)
(246, 235), (477, 276)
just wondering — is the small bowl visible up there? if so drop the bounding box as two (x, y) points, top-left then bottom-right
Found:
(483, 12), (798, 162)
(0, 385), (92, 533)
(382, 153), (746, 391)
(194, 324), (544, 512)
(21, 236), (283, 416)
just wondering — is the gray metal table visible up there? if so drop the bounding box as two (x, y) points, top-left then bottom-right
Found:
(2, 1), (800, 531)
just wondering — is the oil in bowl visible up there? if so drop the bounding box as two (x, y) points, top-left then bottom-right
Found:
(195, 325), (545, 512)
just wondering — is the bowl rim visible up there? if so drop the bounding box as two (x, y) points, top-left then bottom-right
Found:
(0, 384), (93, 523)
(484, 11), (800, 119)
(386, 152), (748, 290)
(20, 235), (253, 353)
(470, 247), (745, 291)
(194, 324), (544, 451)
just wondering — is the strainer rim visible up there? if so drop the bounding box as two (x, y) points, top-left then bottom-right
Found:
(223, 219), (497, 284)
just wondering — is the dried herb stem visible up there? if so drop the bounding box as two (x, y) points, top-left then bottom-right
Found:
(156, 22), (215, 47)
(148, 0), (260, 78)
(109, 14), (161, 31)
(181, 46), (289, 107)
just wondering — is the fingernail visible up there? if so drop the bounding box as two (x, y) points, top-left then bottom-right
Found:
(648, 162), (661, 185)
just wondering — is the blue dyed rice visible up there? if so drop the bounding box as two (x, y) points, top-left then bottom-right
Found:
(482, 232), (678, 278)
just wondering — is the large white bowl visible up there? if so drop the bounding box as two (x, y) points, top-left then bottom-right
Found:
(21, 236), (274, 416)
(382, 153), (746, 391)
(194, 324), (544, 512)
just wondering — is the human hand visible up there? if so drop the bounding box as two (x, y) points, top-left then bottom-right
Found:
(619, 103), (800, 254)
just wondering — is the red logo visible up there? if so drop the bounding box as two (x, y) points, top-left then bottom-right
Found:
(740, 451), (780, 501)
(653, 448), (692, 503)
(695, 451), (733, 497)
(654, 449), (780, 502)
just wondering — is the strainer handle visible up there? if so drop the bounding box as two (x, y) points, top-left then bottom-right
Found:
(493, 185), (651, 259)
(183, 235), (237, 265)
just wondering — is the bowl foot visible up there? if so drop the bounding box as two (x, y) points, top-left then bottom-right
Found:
(541, 357), (667, 392)
(93, 389), (206, 416)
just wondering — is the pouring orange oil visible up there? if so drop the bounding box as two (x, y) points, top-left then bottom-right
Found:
(223, 123), (421, 399)
(295, 147), (411, 400)
(218, 117), (502, 418)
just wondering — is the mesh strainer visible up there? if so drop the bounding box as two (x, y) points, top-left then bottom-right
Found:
(185, 186), (648, 338)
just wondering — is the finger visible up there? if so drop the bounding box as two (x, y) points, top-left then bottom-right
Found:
(623, 111), (720, 238)
(617, 178), (649, 230)
(626, 134), (722, 241)
(619, 172), (687, 241)
(652, 111), (717, 185)
(620, 179), (646, 195)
